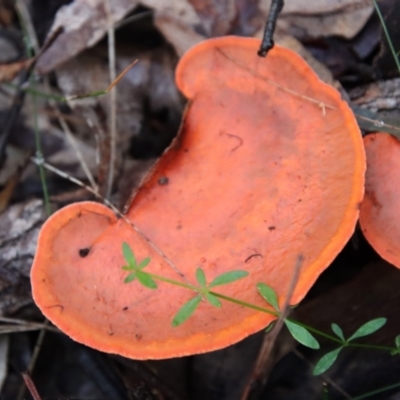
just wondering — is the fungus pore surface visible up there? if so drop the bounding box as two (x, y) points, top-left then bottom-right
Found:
(31, 37), (365, 359)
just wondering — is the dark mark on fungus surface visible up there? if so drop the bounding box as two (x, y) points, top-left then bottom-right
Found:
(79, 248), (90, 257)
(245, 253), (263, 263)
(158, 176), (169, 185)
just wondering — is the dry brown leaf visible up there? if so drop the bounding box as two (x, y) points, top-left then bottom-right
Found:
(262, 0), (371, 15)
(37, 0), (263, 71)
(0, 199), (45, 315)
(0, 59), (33, 83)
(260, 0), (373, 39)
(36, 0), (139, 74)
(349, 78), (400, 114)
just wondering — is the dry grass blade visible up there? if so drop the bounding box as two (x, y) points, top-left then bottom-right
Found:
(0, 316), (58, 334)
(104, 0), (117, 201)
(21, 373), (42, 400)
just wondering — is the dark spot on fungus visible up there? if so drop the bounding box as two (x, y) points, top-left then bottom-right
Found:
(158, 176), (169, 185)
(200, 257), (206, 263)
(79, 248), (90, 257)
(298, 199), (302, 202)
(220, 131), (243, 152)
(135, 334), (142, 340)
(123, 307), (128, 311)
(176, 225), (182, 230)
(47, 304), (64, 312)
(268, 226), (276, 231)
(245, 253), (263, 263)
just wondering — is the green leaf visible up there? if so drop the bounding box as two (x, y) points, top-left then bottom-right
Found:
(172, 295), (202, 327)
(331, 323), (345, 341)
(313, 348), (342, 375)
(124, 273), (136, 283)
(196, 268), (207, 287)
(348, 318), (387, 341)
(206, 293), (221, 308)
(284, 320), (320, 349)
(122, 265), (133, 271)
(138, 257), (151, 269)
(395, 335), (400, 348)
(208, 270), (248, 288)
(122, 242), (136, 267)
(257, 283), (280, 311)
(390, 349), (400, 356)
(136, 270), (157, 289)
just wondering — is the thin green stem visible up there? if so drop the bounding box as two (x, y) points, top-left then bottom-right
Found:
(130, 269), (279, 316)
(345, 342), (394, 352)
(209, 290), (278, 316)
(125, 267), (398, 354)
(351, 381), (400, 400)
(373, 0), (400, 73)
(141, 271), (199, 292)
(16, 7), (51, 215)
(1, 83), (67, 101)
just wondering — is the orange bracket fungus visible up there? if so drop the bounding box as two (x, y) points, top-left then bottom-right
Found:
(360, 132), (400, 268)
(31, 37), (365, 359)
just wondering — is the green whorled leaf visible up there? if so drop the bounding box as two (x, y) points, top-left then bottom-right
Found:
(257, 283), (280, 311)
(124, 273), (136, 283)
(265, 321), (275, 333)
(348, 318), (387, 341)
(136, 270), (157, 289)
(313, 348), (342, 375)
(122, 242), (136, 267)
(206, 293), (221, 308)
(122, 265), (134, 271)
(138, 257), (151, 269)
(208, 270), (249, 288)
(284, 320), (320, 349)
(331, 323), (345, 341)
(395, 335), (400, 348)
(196, 267), (207, 287)
(172, 295), (202, 327)
(390, 349), (400, 356)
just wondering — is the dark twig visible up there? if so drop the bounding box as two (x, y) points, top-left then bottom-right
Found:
(258, 0), (284, 57)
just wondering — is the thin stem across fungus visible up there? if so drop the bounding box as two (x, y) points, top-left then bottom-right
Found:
(121, 244), (400, 375)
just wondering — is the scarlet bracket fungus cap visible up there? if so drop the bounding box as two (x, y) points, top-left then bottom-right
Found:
(360, 132), (400, 268)
(31, 36), (365, 360)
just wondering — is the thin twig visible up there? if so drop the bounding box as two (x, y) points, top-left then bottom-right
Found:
(31, 157), (190, 282)
(258, 0), (284, 57)
(104, 0), (117, 200)
(16, 321), (49, 400)
(52, 105), (98, 191)
(21, 373), (42, 400)
(240, 255), (303, 400)
(292, 349), (351, 399)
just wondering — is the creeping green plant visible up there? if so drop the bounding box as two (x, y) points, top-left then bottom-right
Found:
(121, 243), (399, 377)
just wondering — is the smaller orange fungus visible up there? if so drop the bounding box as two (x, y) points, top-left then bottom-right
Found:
(31, 36), (365, 360)
(360, 132), (400, 269)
